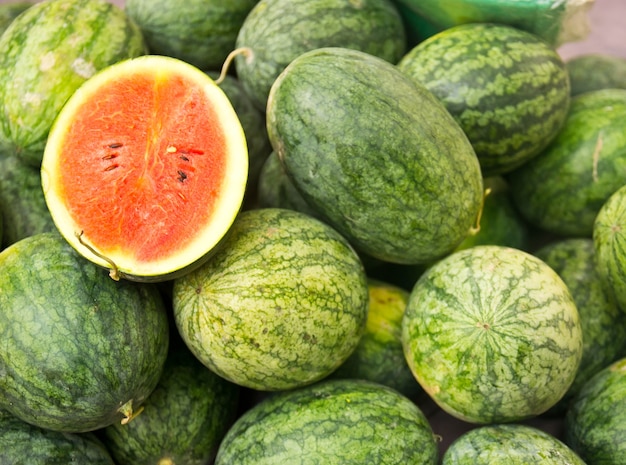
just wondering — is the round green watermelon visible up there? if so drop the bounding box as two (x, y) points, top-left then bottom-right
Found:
(215, 379), (439, 464)
(566, 53), (626, 96)
(0, 232), (169, 432)
(402, 245), (583, 424)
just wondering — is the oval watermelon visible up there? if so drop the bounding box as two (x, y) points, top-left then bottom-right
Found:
(215, 379), (439, 464)
(267, 46), (483, 264)
(402, 245), (583, 424)
(397, 22), (571, 176)
(173, 208), (369, 391)
(41, 54), (249, 282)
(0, 0), (146, 166)
(0, 232), (170, 432)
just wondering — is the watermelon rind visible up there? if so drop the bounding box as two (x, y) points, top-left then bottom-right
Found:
(566, 53), (626, 96)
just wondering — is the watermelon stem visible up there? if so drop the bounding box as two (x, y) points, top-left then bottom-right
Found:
(468, 187), (492, 236)
(118, 398), (144, 425)
(215, 47), (253, 86)
(75, 230), (121, 281)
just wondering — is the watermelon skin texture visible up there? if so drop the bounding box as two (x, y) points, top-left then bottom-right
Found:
(442, 424), (586, 464)
(102, 343), (240, 465)
(235, 0), (408, 110)
(0, 1), (32, 35)
(215, 379), (439, 465)
(566, 54), (626, 96)
(0, 409), (115, 465)
(0, 232), (170, 433)
(564, 357), (626, 464)
(593, 184), (626, 313)
(267, 47), (483, 265)
(402, 245), (583, 424)
(534, 238), (626, 412)
(397, 23), (571, 176)
(173, 208), (369, 391)
(507, 88), (626, 237)
(0, 0), (146, 166)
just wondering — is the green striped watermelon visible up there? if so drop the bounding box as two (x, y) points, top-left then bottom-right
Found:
(0, 409), (115, 464)
(215, 379), (439, 464)
(593, 184), (626, 313)
(267, 47), (483, 264)
(234, 0), (408, 110)
(443, 423), (585, 464)
(397, 22), (571, 176)
(508, 88), (626, 237)
(564, 357), (626, 463)
(172, 208), (369, 391)
(534, 238), (626, 412)
(0, 232), (169, 432)
(566, 53), (626, 96)
(0, 0), (146, 166)
(402, 245), (583, 424)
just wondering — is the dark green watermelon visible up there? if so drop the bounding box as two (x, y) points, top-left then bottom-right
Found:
(0, 409), (115, 465)
(0, 232), (169, 432)
(507, 88), (626, 237)
(566, 53), (626, 96)
(215, 379), (439, 464)
(397, 22), (571, 176)
(102, 343), (240, 465)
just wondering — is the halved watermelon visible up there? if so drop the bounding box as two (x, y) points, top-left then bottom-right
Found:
(41, 55), (249, 281)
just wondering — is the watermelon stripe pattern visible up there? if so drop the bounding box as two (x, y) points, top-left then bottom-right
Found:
(215, 379), (439, 464)
(173, 208), (369, 391)
(402, 245), (583, 424)
(397, 23), (570, 176)
(0, 0), (146, 165)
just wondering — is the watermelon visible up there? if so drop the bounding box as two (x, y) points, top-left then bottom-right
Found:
(234, 0), (408, 110)
(267, 47), (483, 264)
(0, 409), (115, 465)
(215, 379), (439, 464)
(0, 156), (55, 248)
(0, 0), (146, 166)
(507, 88), (626, 237)
(173, 207), (369, 391)
(442, 423), (586, 464)
(41, 54), (249, 282)
(102, 342), (240, 465)
(534, 238), (626, 412)
(566, 53), (626, 96)
(125, 0), (257, 71)
(455, 176), (530, 252)
(402, 245), (583, 424)
(0, 232), (170, 433)
(331, 279), (423, 399)
(593, 184), (626, 313)
(392, 0), (594, 46)
(564, 357), (626, 463)
(397, 23), (571, 176)
(0, 1), (32, 35)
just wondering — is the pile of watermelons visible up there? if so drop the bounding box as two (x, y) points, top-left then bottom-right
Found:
(1, 0), (626, 463)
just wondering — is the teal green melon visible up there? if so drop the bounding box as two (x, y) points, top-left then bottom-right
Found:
(215, 379), (439, 465)
(235, 0), (407, 110)
(593, 184), (626, 313)
(534, 238), (626, 412)
(402, 245), (583, 424)
(125, 0), (256, 71)
(0, 409), (115, 465)
(507, 88), (626, 237)
(0, 232), (169, 433)
(267, 47), (483, 264)
(392, 0), (594, 46)
(0, 0), (146, 166)
(567, 53), (626, 96)
(397, 23), (571, 176)
(564, 357), (626, 463)
(0, 155), (55, 248)
(442, 423), (585, 464)
(102, 343), (240, 465)
(173, 208), (369, 391)
(0, 1), (32, 35)
(455, 177), (530, 252)
(331, 279), (423, 399)
(256, 150), (320, 218)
